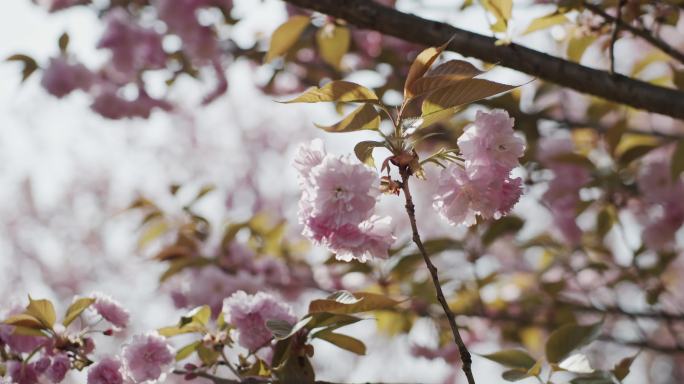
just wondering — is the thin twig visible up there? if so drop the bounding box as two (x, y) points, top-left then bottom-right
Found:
(609, 0), (626, 73)
(398, 166), (476, 384)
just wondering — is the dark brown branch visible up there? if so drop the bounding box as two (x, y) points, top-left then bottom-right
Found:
(609, 0), (626, 73)
(584, 1), (684, 65)
(398, 166), (475, 384)
(282, 0), (684, 120)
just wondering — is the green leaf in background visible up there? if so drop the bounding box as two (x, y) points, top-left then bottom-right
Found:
(281, 81), (379, 104)
(354, 140), (385, 167)
(308, 291), (401, 314)
(316, 24), (350, 70)
(63, 297), (95, 327)
(175, 341), (201, 361)
(545, 321), (602, 364)
(6, 54), (39, 82)
(480, 349), (536, 370)
(313, 330), (366, 355)
(523, 12), (568, 35)
(265, 15), (310, 63)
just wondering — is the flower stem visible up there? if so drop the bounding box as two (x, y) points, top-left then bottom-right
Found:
(398, 167), (475, 384)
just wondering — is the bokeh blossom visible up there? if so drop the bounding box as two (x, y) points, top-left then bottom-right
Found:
(121, 333), (174, 383)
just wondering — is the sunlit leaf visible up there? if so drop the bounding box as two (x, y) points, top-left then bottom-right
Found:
(480, 349), (536, 370)
(138, 219), (169, 248)
(26, 297), (56, 329)
(308, 291), (401, 314)
(481, 0), (512, 33)
(409, 60), (484, 96)
(559, 353), (594, 373)
(523, 12), (568, 35)
(197, 344), (219, 365)
(281, 81), (378, 104)
(567, 34), (596, 62)
(421, 79), (517, 116)
(404, 42), (449, 98)
(545, 321), (602, 363)
(316, 24), (350, 70)
(267, 317), (312, 340)
(265, 15), (310, 63)
(63, 297), (95, 327)
(3, 314), (45, 329)
(315, 103), (380, 132)
(157, 323), (204, 337)
(175, 341), (201, 361)
(313, 330), (366, 355)
(631, 50), (670, 77)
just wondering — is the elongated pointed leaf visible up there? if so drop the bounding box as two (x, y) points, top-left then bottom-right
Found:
(4, 314), (45, 329)
(281, 81), (378, 104)
(316, 24), (350, 70)
(545, 321), (602, 363)
(567, 35), (597, 62)
(176, 341), (201, 361)
(315, 103), (380, 132)
(354, 140), (385, 167)
(267, 317), (312, 340)
(427, 59), (483, 78)
(63, 297), (95, 327)
(313, 330), (366, 355)
(404, 42), (449, 98)
(480, 349), (536, 370)
(265, 16), (310, 63)
(308, 291), (401, 314)
(7, 54), (39, 82)
(421, 79), (517, 116)
(523, 13), (569, 35)
(481, 0), (512, 33)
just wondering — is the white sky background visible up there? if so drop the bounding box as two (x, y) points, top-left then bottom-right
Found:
(0, 0), (660, 383)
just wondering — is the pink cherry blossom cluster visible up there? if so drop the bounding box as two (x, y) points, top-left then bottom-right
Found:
(222, 291), (296, 352)
(636, 146), (684, 250)
(294, 139), (396, 262)
(537, 137), (591, 245)
(433, 109), (525, 227)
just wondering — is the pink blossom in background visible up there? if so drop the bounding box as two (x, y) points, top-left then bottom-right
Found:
(90, 87), (172, 120)
(47, 0), (89, 12)
(121, 333), (174, 383)
(45, 354), (70, 383)
(97, 9), (166, 81)
(41, 57), (93, 98)
(154, 0), (219, 62)
(92, 293), (130, 330)
(222, 291), (296, 351)
(87, 357), (124, 384)
(7, 361), (39, 384)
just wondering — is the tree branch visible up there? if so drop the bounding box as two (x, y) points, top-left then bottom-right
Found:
(398, 166), (475, 384)
(282, 0), (684, 120)
(584, 1), (684, 65)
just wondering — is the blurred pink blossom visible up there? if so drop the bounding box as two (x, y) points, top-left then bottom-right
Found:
(121, 333), (174, 383)
(87, 357), (124, 384)
(92, 293), (130, 330)
(41, 57), (93, 98)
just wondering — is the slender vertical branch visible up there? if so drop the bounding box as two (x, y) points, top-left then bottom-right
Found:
(398, 166), (475, 384)
(609, 0), (626, 73)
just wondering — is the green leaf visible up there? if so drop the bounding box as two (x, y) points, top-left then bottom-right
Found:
(671, 139), (684, 180)
(523, 12), (568, 35)
(316, 24), (350, 70)
(313, 330), (366, 355)
(197, 344), (219, 365)
(8, 326), (47, 337)
(175, 341), (201, 361)
(617, 143), (659, 166)
(545, 321), (602, 363)
(4, 313), (46, 329)
(63, 297), (95, 327)
(354, 141), (384, 167)
(501, 369), (530, 382)
(26, 297), (56, 329)
(6, 54), (39, 82)
(158, 323), (205, 337)
(306, 312), (362, 331)
(182, 305), (211, 326)
(281, 81), (379, 104)
(308, 291), (401, 314)
(596, 205), (616, 238)
(138, 219), (169, 248)
(265, 15), (310, 63)
(480, 349), (536, 370)
(409, 60), (484, 96)
(482, 216), (523, 245)
(315, 103), (380, 132)
(421, 78), (517, 116)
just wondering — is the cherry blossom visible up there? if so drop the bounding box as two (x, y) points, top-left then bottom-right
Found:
(87, 357), (124, 384)
(121, 333), (174, 383)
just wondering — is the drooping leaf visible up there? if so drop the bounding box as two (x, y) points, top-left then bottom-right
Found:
(281, 81), (378, 104)
(316, 24), (350, 70)
(354, 140), (384, 167)
(63, 297), (95, 327)
(313, 330), (366, 355)
(404, 42), (449, 98)
(26, 297), (56, 329)
(523, 12), (569, 35)
(480, 349), (536, 370)
(6, 54), (39, 82)
(315, 103), (380, 132)
(308, 291), (401, 314)
(265, 15), (310, 63)
(545, 321), (603, 363)
(481, 0), (513, 33)
(671, 138), (684, 180)
(421, 79), (517, 116)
